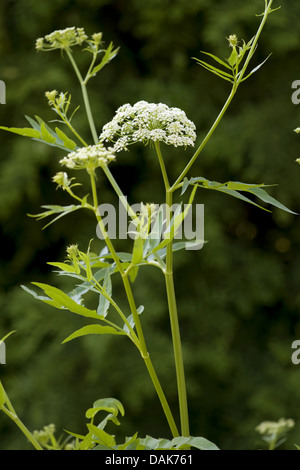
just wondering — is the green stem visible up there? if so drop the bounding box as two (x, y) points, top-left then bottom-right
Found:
(89, 170), (179, 437)
(171, 0), (274, 190)
(81, 84), (99, 144)
(171, 85), (236, 190)
(236, 0), (274, 84)
(165, 190), (190, 437)
(66, 50), (99, 144)
(62, 115), (89, 147)
(155, 142), (170, 190)
(102, 164), (137, 221)
(155, 143), (190, 436)
(1, 392), (43, 450)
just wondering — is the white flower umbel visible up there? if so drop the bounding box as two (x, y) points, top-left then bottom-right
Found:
(59, 144), (116, 173)
(36, 27), (88, 51)
(99, 100), (197, 152)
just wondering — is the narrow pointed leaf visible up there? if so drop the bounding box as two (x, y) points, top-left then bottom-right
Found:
(0, 126), (41, 138)
(86, 424), (116, 448)
(198, 51), (232, 69)
(240, 54), (272, 81)
(31, 282), (100, 319)
(247, 187), (297, 214)
(40, 121), (57, 144)
(194, 59), (233, 82)
(227, 48), (238, 66)
(90, 43), (119, 76)
(47, 262), (76, 273)
(97, 268), (112, 317)
(0, 382), (6, 408)
(62, 324), (127, 343)
(55, 127), (77, 150)
(131, 235), (144, 266)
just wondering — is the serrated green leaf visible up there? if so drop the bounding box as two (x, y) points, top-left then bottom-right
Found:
(31, 282), (100, 319)
(47, 262), (76, 273)
(62, 324), (127, 343)
(87, 424), (116, 448)
(0, 126), (41, 138)
(90, 43), (119, 76)
(40, 121), (57, 143)
(21, 284), (62, 308)
(55, 127), (77, 150)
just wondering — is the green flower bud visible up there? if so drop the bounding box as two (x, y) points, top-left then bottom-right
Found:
(45, 90), (58, 105)
(227, 34), (238, 48)
(92, 32), (103, 44)
(66, 244), (80, 261)
(52, 171), (72, 190)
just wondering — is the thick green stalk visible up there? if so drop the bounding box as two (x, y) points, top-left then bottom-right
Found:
(155, 142), (190, 436)
(89, 170), (179, 437)
(165, 190), (190, 437)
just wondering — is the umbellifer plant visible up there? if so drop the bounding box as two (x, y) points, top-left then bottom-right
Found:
(0, 0), (293, 450)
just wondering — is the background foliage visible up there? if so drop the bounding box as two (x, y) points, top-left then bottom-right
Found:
(1, 0), (300, 450)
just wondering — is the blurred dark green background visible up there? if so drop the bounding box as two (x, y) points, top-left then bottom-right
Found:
(1, 0), (300, 450)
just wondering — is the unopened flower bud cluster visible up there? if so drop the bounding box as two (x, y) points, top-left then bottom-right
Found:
(99, 100), (197, 152)
(59, 144), (115, 171)
(36, 27), (88, 51)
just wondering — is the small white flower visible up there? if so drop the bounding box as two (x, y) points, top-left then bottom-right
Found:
(99, 101), (196, 151)
(59, 144), (116, 172)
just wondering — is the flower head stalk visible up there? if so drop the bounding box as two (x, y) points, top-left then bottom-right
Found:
(99, 101), (197, 152)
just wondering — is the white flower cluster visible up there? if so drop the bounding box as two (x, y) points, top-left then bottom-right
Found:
(36, 27), (87, 51)
(99, 100), (197, 152)
(255, 418), (295, 436)
(59, 144), (116, 172)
